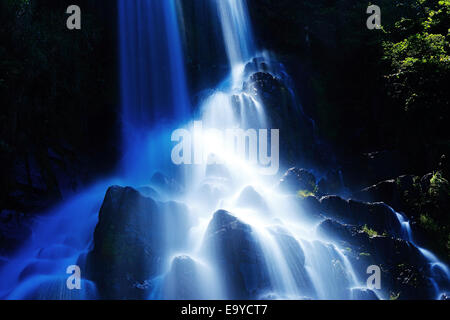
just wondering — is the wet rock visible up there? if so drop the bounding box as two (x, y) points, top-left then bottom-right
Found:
(317, 218), (435, 299)
(268, 226), (316, 298)
(163, 255), (202, 300)
(291, 195), (323, 222)
(386, 263), (436, 300)
(353, 173), (450, 262)
(243, 57), (269, 77)
(319, 196), (401, 236)
(317, 218), (424, 266)
(236, 186), (269, 213)
(278, 168), (316, 194)
(203, 210), (270, 299)
(86, 186), (191, 299)
(353, 174), (422, 215)
(353, 179), (397, 206)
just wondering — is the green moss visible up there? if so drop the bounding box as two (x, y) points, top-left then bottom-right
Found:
(362, 225), (379, 238)
(297, 189), (315, 198)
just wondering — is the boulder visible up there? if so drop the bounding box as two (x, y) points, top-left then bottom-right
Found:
(317, 218), (435, 299)
(319, 196), (401, 237)
(317, 218), (425, 267)
(202, 210), (270, 299)
(244, 72), (283, 107)
(85, 186), (191, 299)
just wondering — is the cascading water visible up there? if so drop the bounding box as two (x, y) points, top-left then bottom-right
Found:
(118, 0), (191, 183)
(167, 0), (362, 299)
(393, 209), (450, 298)
(1, 0), (448, 301)
(0, 179), (121, 299)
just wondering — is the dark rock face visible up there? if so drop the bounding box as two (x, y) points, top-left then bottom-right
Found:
(353, 173), (450, 262)
(319, 196), (401, 236)
(317, 219), (435, 299)
(244, 72), (284, 109)
(244, 58), (269, 77)
(353, 179), (397, 206)
(202, 210), (270, 299)
(317, 218), (424, 266)
(353, 174), (428, 217)
(317, 170), (345, 195)
(86, 186), (191, 300)
(278, 168), (316, 194)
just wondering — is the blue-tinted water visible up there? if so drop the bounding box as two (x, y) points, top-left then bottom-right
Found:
(0, 0), (448, 300)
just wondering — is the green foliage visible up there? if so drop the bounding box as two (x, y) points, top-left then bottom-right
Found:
(429, 171), (450, 197)
(419, 214), (439, 232)
(382, 0), (449, 155)
(400, 171), (450, 261)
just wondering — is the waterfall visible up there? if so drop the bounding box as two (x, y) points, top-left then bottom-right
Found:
(1, 0), (448, 301)
(216, 0), (256, 68)
(392, 208), (449, 298)
(118, 0), (191, 182)
(173, 0), (362, 299)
